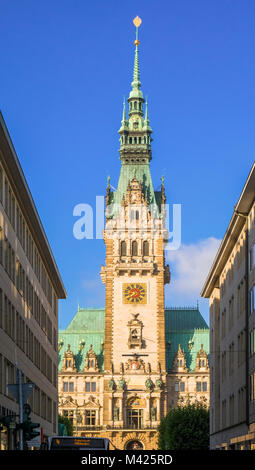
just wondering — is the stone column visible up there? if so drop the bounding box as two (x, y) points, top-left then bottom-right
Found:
(156, 395), (161, 423)
(119, 396), (123, 422)
(145, 394), (151, 425)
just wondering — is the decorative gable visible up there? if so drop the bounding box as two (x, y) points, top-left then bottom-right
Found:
(62, 344), (77, 372)
(84, 345), (99, 372)
(194, 344), (209, 371)
(172, 344), (188, 372)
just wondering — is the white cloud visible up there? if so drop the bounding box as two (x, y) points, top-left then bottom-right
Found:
(165, 237), (221, 297)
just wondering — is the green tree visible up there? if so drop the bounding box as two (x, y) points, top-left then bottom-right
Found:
(158, 402), (209, 450)
(58, 415), (73, 436)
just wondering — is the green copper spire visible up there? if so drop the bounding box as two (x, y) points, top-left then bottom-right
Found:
(131, 43), (141, 91)
(113, 17), (158, 217)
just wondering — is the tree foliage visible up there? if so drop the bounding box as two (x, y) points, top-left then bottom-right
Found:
(158, 402), (209, 450)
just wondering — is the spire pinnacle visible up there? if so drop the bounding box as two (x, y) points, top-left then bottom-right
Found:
(145, 99), (149, 122)
(122, 97), (127, 123)
(129, 17), (143, 100)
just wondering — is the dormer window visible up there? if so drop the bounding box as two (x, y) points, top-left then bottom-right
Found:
(172, 344), (188, 372)
(84, 345), (99, 372)
(62, 344), (77, 372)
(195, 345), (209, 371)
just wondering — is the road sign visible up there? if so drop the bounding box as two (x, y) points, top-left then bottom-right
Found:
(7, 383), (34, 402)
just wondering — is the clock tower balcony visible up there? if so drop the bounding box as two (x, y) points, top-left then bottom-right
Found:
(114, 258), (157, 276)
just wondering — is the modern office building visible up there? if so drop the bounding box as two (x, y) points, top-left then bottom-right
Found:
(0, 112), (66, 449)
(201, 162), (255, 449)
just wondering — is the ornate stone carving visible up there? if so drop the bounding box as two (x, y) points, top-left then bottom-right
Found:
(125, 356), (145, 371)
(118, 378), (126, 390)
(108, 379), (116, 390)
(145, 378), (154, 390)
(155, 379), (163, 389)
(127, 313), (144, 349)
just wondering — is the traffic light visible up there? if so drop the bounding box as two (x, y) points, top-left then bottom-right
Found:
(18, 417), (40, 441)
(17, 404), (40, 441)
(26, 419), (40, 441)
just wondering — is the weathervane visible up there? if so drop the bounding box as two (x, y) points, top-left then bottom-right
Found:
(133, 16), (142, 46)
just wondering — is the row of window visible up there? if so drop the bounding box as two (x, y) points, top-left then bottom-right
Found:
(0, 353), (57, 429)
(0, 290), (57, 386)
(62, 409), (97, 426)
(62, 408), (157, 428)
(249, 285), (255, 315)
(0, 166), (57, 311)
(221, 341), (240, 382)
(249, 328), (255, 357)
(0, 286), (56, 350)
(0, 234), (56, 343)
(249, 243), (255, 272)
(221, 330), (253, 382)
(221, 284), (246, 339)
(174, 381), (208, 392)
(220, 244), (246, 296)
(120, 240), (149, 257)
(250, 372), (255, 402)
(121, 136), (150, 145)
(129, 100), (142, 112)
(62, 381), (97, 393)
(221, 388), (246, 430)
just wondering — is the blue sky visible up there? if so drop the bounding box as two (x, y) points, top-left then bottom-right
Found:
(0, 0), (255, 328)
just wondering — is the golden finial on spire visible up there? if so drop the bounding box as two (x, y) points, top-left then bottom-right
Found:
(133, 16), (142, 28)
(133, 16), (142, 46)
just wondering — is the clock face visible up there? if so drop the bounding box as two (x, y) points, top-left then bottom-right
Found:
(123, 283), (147, 304)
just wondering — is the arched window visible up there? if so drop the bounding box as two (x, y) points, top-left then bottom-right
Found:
(144, 137), (146, 144)
(136, 210), (139, 220)
(134, 101), (137, 110)
(143, 240), (149, 256)
(120, 241), (127, 257)
(134, 137), (137, 144)
(131, 241), (138, 256)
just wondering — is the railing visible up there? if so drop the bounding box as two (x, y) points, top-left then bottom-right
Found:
(75, 424), (158, 431)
